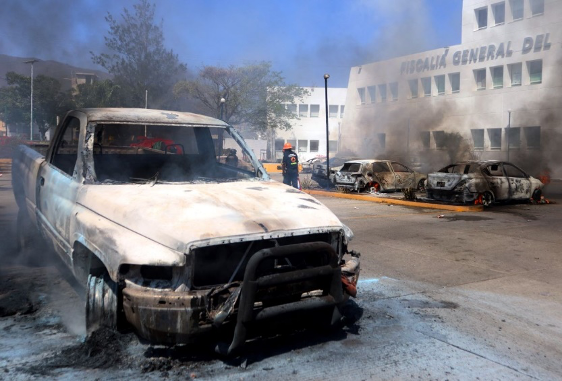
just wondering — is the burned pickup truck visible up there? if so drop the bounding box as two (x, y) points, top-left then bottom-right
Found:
(12, 108), (360, 354)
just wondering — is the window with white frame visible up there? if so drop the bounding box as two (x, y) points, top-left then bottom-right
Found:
(524, 127), (540, 149)
(435, 75), (445, 95)
(420, 131), (430, 149)
(287, 104), (297, 116)
(510, 0), (523, 20)
(509, 63), (522, 86)
(357, 88), (366, 105)
(310, 140), (319, 152)
(299, 104), (308, 118)
(507, 127), (520, 149)
(530, 0), (544, 16)
(492, 66), (504, 88)
(476, 7), (488, 29)
(275, 139), (285, 151)
(298, 139), (308, 153)
(433, 131), (445, 149)
(492, 2), (505, 25)
(475, 69), (486, 90)
(449, 72), (460, 93)
(367, 86), (376, 103)
(310, 104), (320, 117)
(340, 105), (345, 118)
(421, 77), (431, 96)
(329, 140), (338, 152)
(389, 82), (398, 101)
(408, 79), (418, 98)
(378, 84), (387, 102)
(471, 129), (484, 150)
(488, 128), (502, 149)
(287, 139), (296, 149)
(528, 60), (542, 84)
(329, 105), (338, 118)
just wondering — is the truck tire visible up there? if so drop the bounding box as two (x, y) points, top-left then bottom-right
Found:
(86, 273), (119, 333)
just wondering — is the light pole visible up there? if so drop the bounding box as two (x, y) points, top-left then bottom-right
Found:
(324, 74), (330, 182)
(219, 97), (226, 157)
(507, 109), (511, 162)
(24, 59), (39, 140)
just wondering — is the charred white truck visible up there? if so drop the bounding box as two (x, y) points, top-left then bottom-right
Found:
(12, 108), (360, 354)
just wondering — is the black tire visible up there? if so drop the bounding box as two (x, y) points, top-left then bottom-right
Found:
(417, 179), (426, 192)
(86, 273), (119, 334)
(482, 191), (494, 207)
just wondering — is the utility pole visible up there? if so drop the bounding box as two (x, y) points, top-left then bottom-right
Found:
(324, 74), (330, 182)
(24, 59), (39, 140)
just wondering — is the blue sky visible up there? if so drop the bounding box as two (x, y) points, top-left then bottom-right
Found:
(0, 0), (462, 87)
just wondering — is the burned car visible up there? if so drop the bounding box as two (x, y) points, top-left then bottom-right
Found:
(334, 160), (427, 193)
(12, 108), (360, 355)
(426, 161), (544, 206)
(312, 157), (349, 179)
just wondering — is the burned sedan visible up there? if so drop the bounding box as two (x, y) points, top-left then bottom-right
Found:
(426, 161), (544, 206)
(334, 160), (427, 193)
(12, 108), (361, 355)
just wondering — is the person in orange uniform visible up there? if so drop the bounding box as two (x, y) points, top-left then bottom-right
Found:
(281, 143), (299, 189)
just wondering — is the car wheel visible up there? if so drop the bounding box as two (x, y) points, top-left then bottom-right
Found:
(417, 179), (426, 192)
(86, 273), (119, 334)
(482, 191), (494, 207)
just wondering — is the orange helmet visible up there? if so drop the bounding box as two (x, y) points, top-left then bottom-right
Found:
(283, 142), (292, 150)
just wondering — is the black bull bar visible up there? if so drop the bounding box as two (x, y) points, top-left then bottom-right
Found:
(216, 241), (345, 355)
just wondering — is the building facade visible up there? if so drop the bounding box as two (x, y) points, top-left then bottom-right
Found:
(274, 87), (347, 161)
(342, 0), (561, 177)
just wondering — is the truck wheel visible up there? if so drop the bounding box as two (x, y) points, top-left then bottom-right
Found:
(86, 273), (119, 333)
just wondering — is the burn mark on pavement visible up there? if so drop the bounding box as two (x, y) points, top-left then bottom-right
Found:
(442, 215), (493, 222)
(401, 299), (459, 309)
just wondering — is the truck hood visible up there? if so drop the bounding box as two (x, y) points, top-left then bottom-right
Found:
(77, 180), (343, 252)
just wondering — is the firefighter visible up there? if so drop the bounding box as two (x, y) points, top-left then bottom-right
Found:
(281, 142), (299, 189)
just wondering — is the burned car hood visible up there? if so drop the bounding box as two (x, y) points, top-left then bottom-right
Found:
(77, 180), (343, 252)
(427, 172), (466, 190)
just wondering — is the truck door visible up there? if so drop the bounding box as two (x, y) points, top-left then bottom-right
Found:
(36, 115), (82, 263)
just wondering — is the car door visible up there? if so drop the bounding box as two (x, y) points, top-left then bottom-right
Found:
(502, 163), (532, 200)
(372, 161), (395, 190)
(391, 162), (415, 189)
(36, 114), (84, 264)
(482, 163), (509, 201)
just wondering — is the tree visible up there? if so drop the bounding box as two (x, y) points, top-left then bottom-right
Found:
(174, 62), (308, 132)
(74, 80), (123, 108)
(91, 0), (187, 109)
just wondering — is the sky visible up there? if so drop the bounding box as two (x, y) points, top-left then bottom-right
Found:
(0, 0), (463, 88)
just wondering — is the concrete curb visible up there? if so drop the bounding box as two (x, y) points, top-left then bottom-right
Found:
(303, 189), (483, 212)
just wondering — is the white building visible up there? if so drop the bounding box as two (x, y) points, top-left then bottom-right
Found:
(274, 87), (347, 161)
(342, 0), (561, 177)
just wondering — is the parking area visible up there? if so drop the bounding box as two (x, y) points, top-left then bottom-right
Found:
(1, 172), (562, 380)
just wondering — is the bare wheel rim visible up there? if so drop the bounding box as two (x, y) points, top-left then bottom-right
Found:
(86, 273), (118, 333)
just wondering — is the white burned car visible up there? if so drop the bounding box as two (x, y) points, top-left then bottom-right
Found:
(12, 108), (360, 354)
(426, 161), (544, 206)
(334, 159), (427, 193)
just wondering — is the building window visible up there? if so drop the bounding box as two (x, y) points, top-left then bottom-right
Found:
(449, 72), (460, 93)
(488, 128), (502, 149)
(378, 84), (387, 102)
(329, 105), (338, 118)
(492, 66), (504, 88)
(389, 82), (398, 101)
(310, 104), (320, 117)
(435, 75), (445, 95)
(287, 139), (296, 149)
(299, 104), (308, 118)
(287, 104), (297, 116)
(377, 133), (386, 149)
(530, 0), (544, 16)
(420, 131), (430, 149)
(507, 127), (520, 149)
(421, 77), (431, 96)
(298, 139), (308, 153)
(510, 0), (523, 20)
(275, 139), (285, 151)
(471, 129), (484, 150)
(329, 140), (338, 152)
(475, 69), (486, 90)
(492, 2), (505, 24)
(524, 126), (540, 149)
(476, 7), (488, 29)
(367, 86), (376, 104)
(433, 131), (445, 149)
(509, 63), (522, 86)
(340, 105), (345, 118)
(408, 79), (418, 98)
(357, 88), (366, 105)
(310, 140), (319, 152)
(528, 60), (542, 84)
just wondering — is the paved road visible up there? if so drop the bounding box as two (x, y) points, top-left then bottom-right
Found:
(1, 172), (562, 380)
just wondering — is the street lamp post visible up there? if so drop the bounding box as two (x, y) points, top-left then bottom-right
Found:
(507, 109), (511, 162)
(219, 97), (226, 157)
(324, 74), (330, 182)
(24, 59), (39, 141)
